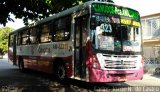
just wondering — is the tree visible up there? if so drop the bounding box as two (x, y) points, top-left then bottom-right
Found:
(0, 27), (14, 56)
(0, 0), (51, 25)
(0, 0), (114, 26)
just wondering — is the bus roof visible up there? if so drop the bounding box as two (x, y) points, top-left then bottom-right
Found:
(10, 1), (91, 34)
(10, 1), (139, 34)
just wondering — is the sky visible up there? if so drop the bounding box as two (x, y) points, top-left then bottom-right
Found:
(1, 0), (160, 29)
(114, 0), (160, 16)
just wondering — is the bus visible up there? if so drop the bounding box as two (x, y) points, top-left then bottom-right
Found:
(8, 0), (144, 82)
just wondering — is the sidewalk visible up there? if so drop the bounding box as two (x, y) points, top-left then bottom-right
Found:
(143, 74), (160, 80)
(126, 74), (160, 86)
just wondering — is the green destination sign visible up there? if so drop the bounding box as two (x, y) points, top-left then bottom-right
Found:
(92, 3), (140, 21)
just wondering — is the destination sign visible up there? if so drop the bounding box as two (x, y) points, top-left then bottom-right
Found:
(120, 19), (131, 25)
(92, 3), (140, 21)
(132, 21), (140, 26)
(120, 19), (140, 26)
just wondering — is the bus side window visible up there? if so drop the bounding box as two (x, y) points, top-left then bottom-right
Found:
(9, 34), (14, 46)
(22, 30), (29, 45)
(52, 16), (71, 42)
(82, 18), (88, 46)
(40, 24), (51, 43)
(30, 27), (38, 44)
(17, 32), (22, 45)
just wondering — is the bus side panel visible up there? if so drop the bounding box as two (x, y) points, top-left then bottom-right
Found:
(19, 56), (53, 74)
(36, 56), (53, 74)
(18, 55), (73, 77)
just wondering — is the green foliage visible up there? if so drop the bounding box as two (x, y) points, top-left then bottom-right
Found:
(0, 27), (14, 55)
(0, 0), (114, 26)
(0, 0), (50, 25)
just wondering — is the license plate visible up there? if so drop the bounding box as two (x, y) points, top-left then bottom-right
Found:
(119, 77), (127, 81)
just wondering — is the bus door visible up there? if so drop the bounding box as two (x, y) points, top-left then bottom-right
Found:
(13, 35), (17, 65)
(74, 16), (88, 79)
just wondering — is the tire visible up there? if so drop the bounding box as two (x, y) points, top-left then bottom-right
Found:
(55, 64), (66, 82)
(155, 67), (160, 75)
(19, 57), (25, 71)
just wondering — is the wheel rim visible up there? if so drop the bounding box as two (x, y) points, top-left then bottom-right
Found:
(57, 66), (65, 80)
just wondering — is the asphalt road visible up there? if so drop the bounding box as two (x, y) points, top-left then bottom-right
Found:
(0, 59), (96, 92)
(0, 59), (160, 92)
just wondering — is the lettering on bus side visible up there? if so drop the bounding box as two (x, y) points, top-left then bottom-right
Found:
(38, 47), (51, 54)
(52, 44), (72, 51)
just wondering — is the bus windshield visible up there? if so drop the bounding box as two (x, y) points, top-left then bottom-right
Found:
(90, 15), (142, 54)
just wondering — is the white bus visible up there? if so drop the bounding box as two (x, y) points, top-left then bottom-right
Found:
(8, 1), (144, 82)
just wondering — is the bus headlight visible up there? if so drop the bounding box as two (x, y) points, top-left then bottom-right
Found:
(93, 62), (99, 68)
(92, 55), (101, 69)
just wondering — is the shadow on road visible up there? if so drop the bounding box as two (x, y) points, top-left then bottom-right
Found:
(0, 69), (132, 92)
(151, 74), (160, 79)
(1, 69), (132, 92)
(0, 60), (132, 92)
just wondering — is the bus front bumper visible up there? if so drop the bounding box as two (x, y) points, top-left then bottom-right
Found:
(89, 68), (144, 82)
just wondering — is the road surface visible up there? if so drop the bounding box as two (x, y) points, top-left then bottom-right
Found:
(0, 59), (160, 92)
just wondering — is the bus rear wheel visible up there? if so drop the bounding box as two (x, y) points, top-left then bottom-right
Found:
(19, 57), (25, 71)
(55, 64), (66, 81)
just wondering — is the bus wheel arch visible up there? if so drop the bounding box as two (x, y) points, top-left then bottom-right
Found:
(53, 58), (67, 81)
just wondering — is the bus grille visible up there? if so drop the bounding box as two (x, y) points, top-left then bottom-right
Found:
(103, 54), (137, 69)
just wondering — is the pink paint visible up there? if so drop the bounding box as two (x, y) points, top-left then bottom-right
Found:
(88, 68), (144, 82)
